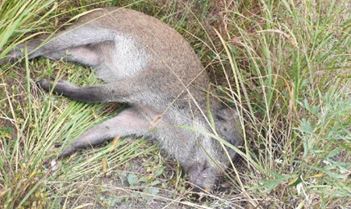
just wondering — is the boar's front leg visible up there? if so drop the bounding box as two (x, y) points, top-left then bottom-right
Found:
(59, 107), (150, 158)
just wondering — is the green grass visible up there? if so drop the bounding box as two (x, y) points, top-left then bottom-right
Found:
(1, 0), (350, 208)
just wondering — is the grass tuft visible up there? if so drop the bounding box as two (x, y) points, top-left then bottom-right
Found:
(1, 0), (350, 208)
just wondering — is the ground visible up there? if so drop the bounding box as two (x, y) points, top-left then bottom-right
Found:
(0, 0), (350, 208)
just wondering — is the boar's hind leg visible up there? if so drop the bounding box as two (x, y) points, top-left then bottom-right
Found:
(59, 107), (149, 159)
(4, 26), (114, 65)
(44, 45), (102, 67)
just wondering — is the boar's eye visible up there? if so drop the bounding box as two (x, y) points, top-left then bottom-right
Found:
(216, 114), (226, 122)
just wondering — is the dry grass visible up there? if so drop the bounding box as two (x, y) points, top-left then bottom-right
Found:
(1, 0), (350, 208)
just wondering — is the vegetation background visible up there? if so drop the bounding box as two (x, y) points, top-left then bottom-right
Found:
(0, 0), (350, 208)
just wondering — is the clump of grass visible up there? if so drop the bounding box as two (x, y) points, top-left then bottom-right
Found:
(0, 0), (57, 60)
(1, 0), (350, 208)
(212, 0), (351, 208)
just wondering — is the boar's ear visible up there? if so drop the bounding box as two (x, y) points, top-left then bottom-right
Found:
(214, 106), (243, 147)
